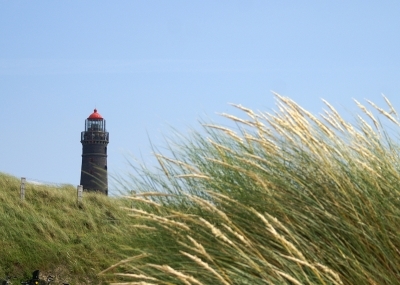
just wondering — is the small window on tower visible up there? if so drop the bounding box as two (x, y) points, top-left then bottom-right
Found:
(90, 158), (94, 163)
(105, 165), (107, 170)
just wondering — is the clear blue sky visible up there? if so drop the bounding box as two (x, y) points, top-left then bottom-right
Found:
(1, 1), (400, 194)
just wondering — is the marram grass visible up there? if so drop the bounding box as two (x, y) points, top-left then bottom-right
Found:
(108, 94), (400, 285)
(0, 173), (142, 284)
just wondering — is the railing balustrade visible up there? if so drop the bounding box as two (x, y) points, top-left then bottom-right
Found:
(81, 131), (109, 142)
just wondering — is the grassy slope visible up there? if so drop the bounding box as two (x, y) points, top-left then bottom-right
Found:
(0, 173), (139, 284)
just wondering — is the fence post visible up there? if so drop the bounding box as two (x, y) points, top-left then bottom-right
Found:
(20, 177), (26, 200)
(131, 190), (135, 208)
(77, 185), (83, 204)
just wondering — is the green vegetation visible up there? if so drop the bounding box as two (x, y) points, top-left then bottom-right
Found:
(107, 94), (400, 284)
(2, 94), (400, 284)
(0, 173), (138, 284)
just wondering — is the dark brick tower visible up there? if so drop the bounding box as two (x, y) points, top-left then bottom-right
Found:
(80, 109), (109, 195)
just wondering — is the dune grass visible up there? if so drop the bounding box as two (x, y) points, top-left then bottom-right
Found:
(108, 94), (400, 284)
(0, 173), (141, 284)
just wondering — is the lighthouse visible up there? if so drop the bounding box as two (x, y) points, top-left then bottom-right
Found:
(80, 109), (109, 195)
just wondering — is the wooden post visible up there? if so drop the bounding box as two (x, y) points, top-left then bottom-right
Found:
(20, 177), (26, 200)
(131, 190), (136, 208)
(77, 185), (83, 204)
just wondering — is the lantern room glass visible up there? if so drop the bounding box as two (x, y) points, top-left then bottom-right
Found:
(85, 119), (106, 132)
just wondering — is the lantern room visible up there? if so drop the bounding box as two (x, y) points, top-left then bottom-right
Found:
(81, 109), (109, 143)
(85, 109), (106, 132)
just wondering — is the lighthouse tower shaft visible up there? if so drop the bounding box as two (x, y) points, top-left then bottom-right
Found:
(80, 109), (109, 195)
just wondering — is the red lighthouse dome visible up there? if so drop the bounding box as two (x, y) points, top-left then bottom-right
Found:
(88, 108), (103, 119)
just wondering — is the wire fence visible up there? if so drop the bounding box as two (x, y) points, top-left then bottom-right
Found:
(20, 177), (83, 204)
(24, 177), (73, 187)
